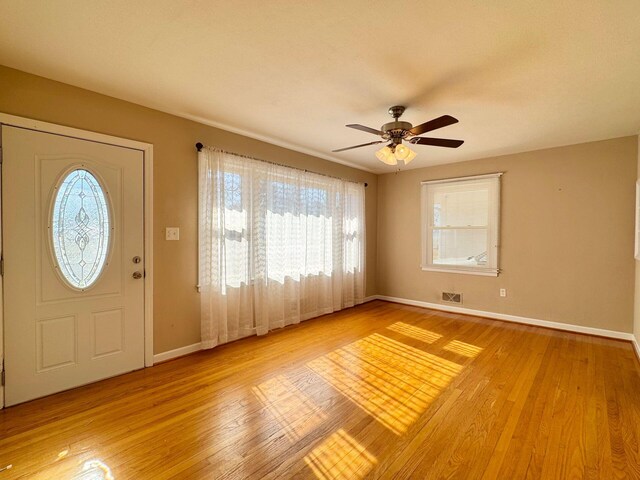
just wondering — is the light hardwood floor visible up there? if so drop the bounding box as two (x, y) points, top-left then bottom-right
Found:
(1, 300), (639, 479)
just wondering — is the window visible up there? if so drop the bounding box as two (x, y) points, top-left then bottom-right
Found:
(208, 163), (363, 290)
(198, 146), (366, 343)
(421, 173), (501, 276)
(51, 168), (111, 289)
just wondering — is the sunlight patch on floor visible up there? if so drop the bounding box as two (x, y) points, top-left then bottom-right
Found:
(307, 333), (463, 434)
(386, 321), (443, 344)
(75, 459), (114, 480)
(253, 374), (327, 441)
(443, 339), (483, 358)
(304, 428), (377, 480)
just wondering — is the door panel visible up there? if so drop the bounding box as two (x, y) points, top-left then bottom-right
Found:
(3, 126), (145, 406)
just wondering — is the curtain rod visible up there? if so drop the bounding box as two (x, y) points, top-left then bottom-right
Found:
(195, 142), (367, 187)
(421, 172), (504, 185)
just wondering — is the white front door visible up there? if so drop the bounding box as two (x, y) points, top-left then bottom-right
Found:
(2, 126), (145, 406)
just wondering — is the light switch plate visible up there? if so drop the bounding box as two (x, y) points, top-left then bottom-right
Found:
(166, 227), (180, 241)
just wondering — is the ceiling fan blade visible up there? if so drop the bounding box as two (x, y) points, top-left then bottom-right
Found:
(409, 137), (464, 148)
(409, 115), (459, 136)
(332, 140), (384, 153)
(346, 124), (383, 136)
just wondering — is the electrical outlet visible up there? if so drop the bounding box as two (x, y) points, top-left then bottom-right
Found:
(166, 227), (180, 241)
(500, 288), (507, 297)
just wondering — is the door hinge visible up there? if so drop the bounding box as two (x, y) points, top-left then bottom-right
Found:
(1, 369), (4, 387)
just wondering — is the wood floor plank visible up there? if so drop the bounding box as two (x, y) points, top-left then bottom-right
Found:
(1, 300), (639, 479)
(477, 331), (549, 479)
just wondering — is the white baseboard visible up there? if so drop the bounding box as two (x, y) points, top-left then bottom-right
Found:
(363, 295), (377, 303)
(153, 342), (202, 364)
(375, 295), (636, 342)
(633, 336), (640, 362)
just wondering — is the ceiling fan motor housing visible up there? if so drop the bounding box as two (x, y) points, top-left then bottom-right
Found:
(381, 105), (410, 144)
(381, 121), (412, 144)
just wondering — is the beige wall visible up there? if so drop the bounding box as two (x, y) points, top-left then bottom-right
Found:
(378, 137), (637, 333)
(635, 136), (640, 344)
(0, 66), (378, 354)
(1, 63), (637, 350)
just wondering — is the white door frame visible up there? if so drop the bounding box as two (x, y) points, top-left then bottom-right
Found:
(0, 113), (154, 408)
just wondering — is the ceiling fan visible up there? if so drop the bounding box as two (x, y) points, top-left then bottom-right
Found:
(332, 106), (464, 166)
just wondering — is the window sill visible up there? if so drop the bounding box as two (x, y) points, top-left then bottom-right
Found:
(421, 266), (499, 277)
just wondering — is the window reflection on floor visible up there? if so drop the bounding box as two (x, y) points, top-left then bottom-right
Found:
(386, 321), (443, 344)
(307, 333), (463, 435)
(443, 339), (483, 358)
(252, 327), (482, 480)
(304, 429), (377, 480)
(253, 374), (327, 441)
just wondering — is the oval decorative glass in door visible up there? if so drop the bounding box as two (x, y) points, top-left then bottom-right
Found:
(51, 168), (111, 289)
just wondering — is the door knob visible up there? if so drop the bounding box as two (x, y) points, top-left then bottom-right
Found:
(132, 271), (143, 279)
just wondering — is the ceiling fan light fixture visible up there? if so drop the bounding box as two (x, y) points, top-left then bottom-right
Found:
(376, 146), (397, 165)
(394, 144), (410, 160)
(335, 106), (463, 166)
(403, 148), (417, 165)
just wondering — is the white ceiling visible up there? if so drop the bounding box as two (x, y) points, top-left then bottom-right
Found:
(1, 1), (639, 173)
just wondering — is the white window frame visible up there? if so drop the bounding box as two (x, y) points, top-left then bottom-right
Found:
(421, 173), (502, 276)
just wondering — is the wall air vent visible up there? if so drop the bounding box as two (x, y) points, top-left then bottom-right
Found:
(442, 292), (462, 304)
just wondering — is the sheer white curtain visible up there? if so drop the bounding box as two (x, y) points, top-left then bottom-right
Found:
(199, 147), (365, 349)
